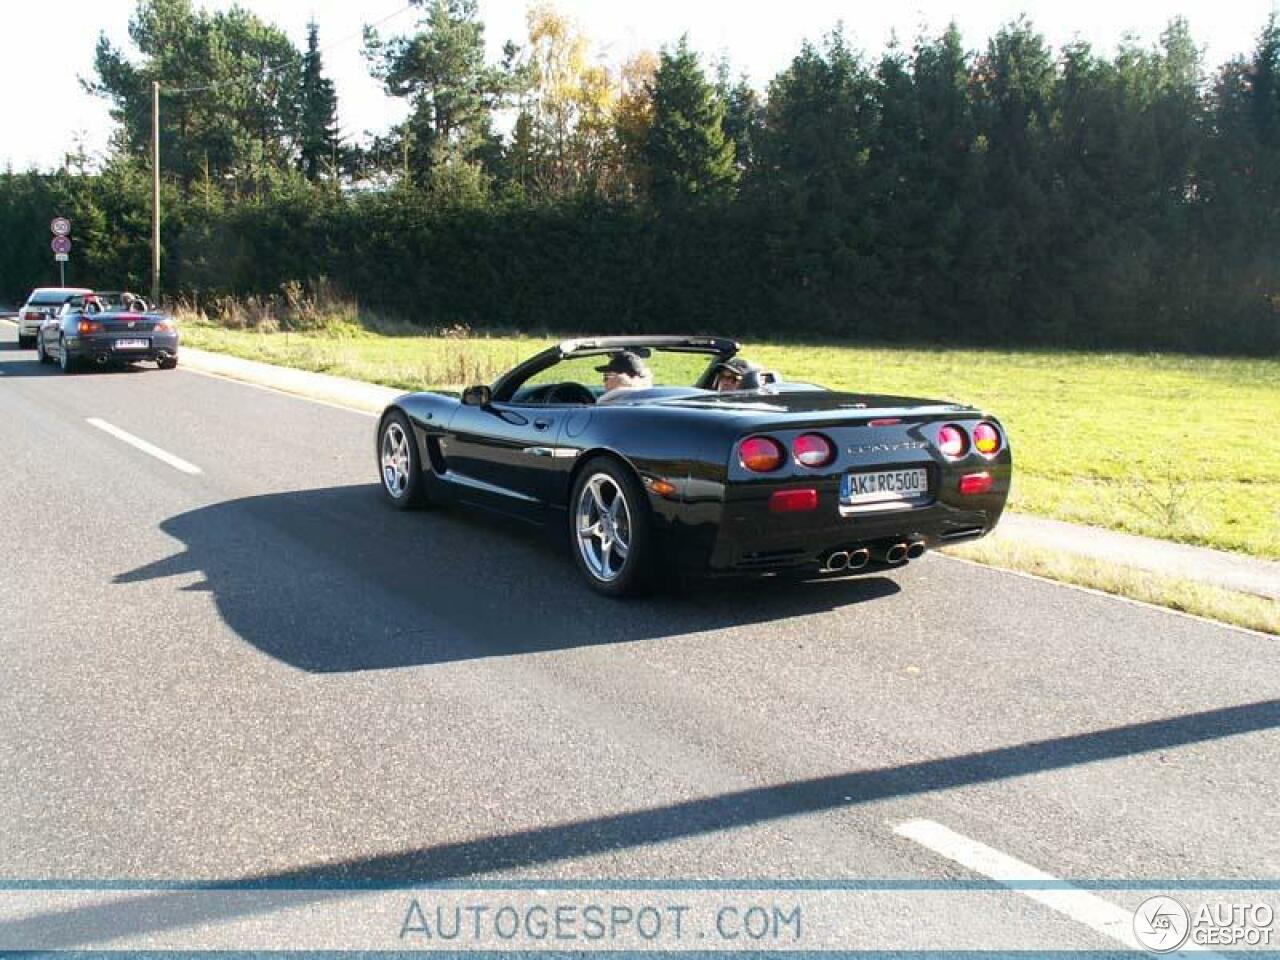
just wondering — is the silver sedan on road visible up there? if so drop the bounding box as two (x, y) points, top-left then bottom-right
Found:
(15, 286), (92, 348)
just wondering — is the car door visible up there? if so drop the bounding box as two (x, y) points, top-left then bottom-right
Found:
(443, 401), (569, 520)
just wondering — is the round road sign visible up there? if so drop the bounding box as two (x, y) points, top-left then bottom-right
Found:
(51, 217), (71, 237)
(51, 236), (72, 255)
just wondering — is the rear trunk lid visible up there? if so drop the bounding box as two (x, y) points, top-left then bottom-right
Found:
(657, 388), (984, 430)
(98, 313), (162, 333)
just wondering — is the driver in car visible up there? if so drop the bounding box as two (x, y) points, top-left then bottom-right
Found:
(712, 357), (755, 391)
(596, 351), (653, 402)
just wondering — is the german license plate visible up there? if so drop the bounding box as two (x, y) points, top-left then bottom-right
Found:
(840, 467), (929, 506)
(113, 339), (149, 350)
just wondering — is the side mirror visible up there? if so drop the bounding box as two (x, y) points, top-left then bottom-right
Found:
(462, 385), (492, 407)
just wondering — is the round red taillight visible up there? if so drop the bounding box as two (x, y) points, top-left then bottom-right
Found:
(973, 421), (1002, 456)
(793, 433), (835, 468)
(937, 424), (968, 459)
(739, 436), (784, 472)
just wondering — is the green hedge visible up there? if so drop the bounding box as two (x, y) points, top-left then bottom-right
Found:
(2, 172), (1276, 354)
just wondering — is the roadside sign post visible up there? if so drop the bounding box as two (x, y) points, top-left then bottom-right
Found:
(151, 81), (160, 306)
(50, 219), (71, 285)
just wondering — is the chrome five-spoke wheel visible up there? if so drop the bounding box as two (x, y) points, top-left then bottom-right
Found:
(381, 421), (412, 499)
(575, 472), (632, 583)
(376, 411), (428, 510)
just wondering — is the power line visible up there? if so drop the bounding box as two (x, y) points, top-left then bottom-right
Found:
(320, 1), (417, 56)
(164, 2), (417, 96)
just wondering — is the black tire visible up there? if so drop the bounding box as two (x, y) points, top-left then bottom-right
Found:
(377, 410), (427, 510)
(58, 337), (78, 374)
(35, 335), (51, 364)
(157, 356), (178, 370)
(569, 456), (654, 597)
(17, 335), (33, 349)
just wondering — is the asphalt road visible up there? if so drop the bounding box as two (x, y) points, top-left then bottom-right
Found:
(1, 324), (1278, 949)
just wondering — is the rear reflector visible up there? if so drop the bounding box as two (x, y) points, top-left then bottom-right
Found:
(769, 489), (818, 513)
(959, 472), (993, 495)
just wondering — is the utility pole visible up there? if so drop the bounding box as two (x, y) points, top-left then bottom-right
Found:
(151, 80), (161, 306)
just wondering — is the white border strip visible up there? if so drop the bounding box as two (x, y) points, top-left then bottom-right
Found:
(86, 417), (202, 475)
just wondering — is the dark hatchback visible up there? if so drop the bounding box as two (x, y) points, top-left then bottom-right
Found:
(36, 295), (179, 372)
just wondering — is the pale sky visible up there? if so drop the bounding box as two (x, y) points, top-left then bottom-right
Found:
(1, 0), (1275, 171)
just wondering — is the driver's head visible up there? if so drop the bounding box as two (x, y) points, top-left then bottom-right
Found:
(713, 358), (751, 392)
(595, 351), (652, 392)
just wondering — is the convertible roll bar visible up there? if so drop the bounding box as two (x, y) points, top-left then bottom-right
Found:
(558, 335), (740, 356)
(491, 335), (739, 401)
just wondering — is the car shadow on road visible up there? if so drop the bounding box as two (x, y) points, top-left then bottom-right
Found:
(4, 696), (1278, 950)
(113, 483), (901, 672)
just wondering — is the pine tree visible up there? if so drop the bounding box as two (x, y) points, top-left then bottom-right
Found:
(85, 0), (304, 186)
(714, 59), (764, 178)
(642, 37), (737, 205)
(299, 20), (340, 182)
(364, 0), (514, 192)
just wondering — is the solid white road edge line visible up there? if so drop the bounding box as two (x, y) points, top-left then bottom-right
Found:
(937, 554), (1274, 640)
(894, 818), (1225, 957)
(179, 365), (380, 418)
(85, 417), (203, 475)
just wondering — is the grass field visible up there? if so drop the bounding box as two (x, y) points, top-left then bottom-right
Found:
(180, 321), (1280, 560)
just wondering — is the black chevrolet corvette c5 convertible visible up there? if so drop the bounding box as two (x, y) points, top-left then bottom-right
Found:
(375, 336), (1011, 596)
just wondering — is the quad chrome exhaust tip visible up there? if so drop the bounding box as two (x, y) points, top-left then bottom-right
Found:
(884, 542), (909, 564)
(823, 547), (872, 573)
(825, 550), (850, 572)
(906, 540), (927, 560)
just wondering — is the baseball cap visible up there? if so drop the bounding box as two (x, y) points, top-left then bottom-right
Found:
(714, 357), (752, 377)
(595, 351), (650, 376)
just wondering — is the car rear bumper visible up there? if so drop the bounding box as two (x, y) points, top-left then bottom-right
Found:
(715, 498), (1001, 574)
(66, 333), (180, 364)
(658, 465), (1011, 576)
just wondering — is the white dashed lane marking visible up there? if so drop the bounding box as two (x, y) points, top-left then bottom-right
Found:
(895, 818), (1225, 957)
(85, 417), (203, 475)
